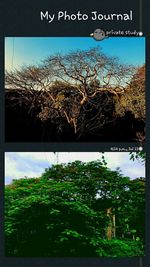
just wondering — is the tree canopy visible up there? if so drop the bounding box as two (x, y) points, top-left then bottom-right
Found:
(5, 160), (145, 257)
(5, 48), (145, 141)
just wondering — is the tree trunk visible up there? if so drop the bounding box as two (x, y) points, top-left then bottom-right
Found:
(106, 208), (116, 240)
(106, 208), (113, 240)
(112, 213), (116, 238)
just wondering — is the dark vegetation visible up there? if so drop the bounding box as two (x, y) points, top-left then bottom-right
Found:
(5, 160), (145, 257)
(5, 48), (145, 142)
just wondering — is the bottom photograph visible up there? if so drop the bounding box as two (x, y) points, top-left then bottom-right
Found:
(5, 152), (145, 257)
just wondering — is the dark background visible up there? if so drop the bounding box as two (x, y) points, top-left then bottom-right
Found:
(0, 0), (150, 266)
(0, 0), (147, 36)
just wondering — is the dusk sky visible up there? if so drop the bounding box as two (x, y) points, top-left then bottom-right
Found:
(5, 37), (145, 71)
(5, 152), (145, 185)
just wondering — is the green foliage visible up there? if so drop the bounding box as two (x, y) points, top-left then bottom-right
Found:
(130, 152), (146, 164)
(5, 160), (145, 257)
(94, 239), (144, 257)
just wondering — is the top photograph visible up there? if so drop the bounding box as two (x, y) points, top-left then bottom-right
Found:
(5, 37), (145, 142)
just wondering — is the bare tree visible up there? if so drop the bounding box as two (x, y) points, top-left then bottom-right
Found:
(43, 48), (135, 101)
(5, 47), (137, 138)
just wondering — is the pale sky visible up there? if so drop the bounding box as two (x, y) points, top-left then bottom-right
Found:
(5, 152), (145, 185)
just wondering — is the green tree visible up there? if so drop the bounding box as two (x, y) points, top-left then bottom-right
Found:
(5, 160), (145, 257)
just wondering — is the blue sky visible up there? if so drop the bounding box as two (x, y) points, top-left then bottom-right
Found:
(5, 152), (145, 185)
(5, 37), (145, 71)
